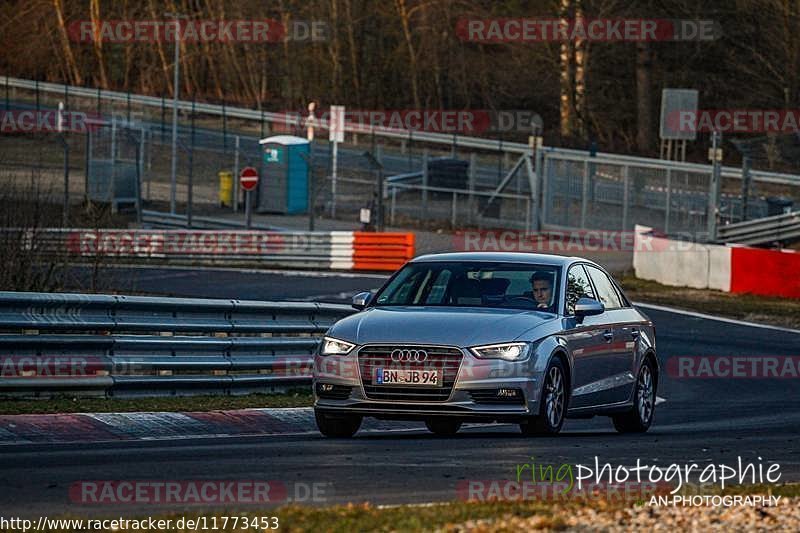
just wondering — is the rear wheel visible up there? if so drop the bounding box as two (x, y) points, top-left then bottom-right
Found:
(520, 358), (566, 436)
(315, 409), (362, 438)
(612, 359), (656, 433)
(425, 418), (462, 436)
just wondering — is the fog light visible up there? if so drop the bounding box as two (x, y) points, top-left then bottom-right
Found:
(497, 388), (520, 398)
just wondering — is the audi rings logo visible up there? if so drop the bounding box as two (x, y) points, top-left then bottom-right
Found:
(390, 349), (428, 363)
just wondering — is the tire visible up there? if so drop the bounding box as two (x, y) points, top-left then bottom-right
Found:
(425, 418), (462, 436)
(520, 357), (567, 436)
(612, 358), (656, 433)
(315, 409), (362, 438)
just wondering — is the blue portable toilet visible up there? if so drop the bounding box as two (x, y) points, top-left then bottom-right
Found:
(257, 135), (309, 214)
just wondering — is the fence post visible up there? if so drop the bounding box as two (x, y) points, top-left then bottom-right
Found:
(4, 75), (8, 111)
(541, 155), (550, 226)
(137, 127), (145, 223)
(468, 153), (477, 223)
(707, 131), (722, 241)
(390, 188), (397, 226)
(622, 165), (630, 231)
(35, 79), (40, 113)
(664, 168), (672, 234)
(581, 159), (589, 228)
(422, 149), (429, 212)
(451, 191), (457, 228)
(233, 135), (240, 213)
(62, 135), (69, 227)
(741, 155), (751, 222)
(187, 97), (195, 228)
(110, 117), (117, 213)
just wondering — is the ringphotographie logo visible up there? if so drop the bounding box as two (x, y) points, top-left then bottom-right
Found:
(456, 18), (721, 43)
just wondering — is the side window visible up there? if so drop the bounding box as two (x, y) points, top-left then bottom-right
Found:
(566, 265), (596, 315)
(585, 266), (622, 310)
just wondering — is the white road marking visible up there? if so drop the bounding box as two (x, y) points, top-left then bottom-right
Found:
(633, 301), (800, 334)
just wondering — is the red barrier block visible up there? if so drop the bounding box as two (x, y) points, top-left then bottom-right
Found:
(730, 247), (800, 298)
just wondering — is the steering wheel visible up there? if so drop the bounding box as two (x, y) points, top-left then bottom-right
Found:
(505, 296), (539, 308)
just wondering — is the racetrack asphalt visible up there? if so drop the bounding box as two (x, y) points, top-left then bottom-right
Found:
(0, 266), (798, 516)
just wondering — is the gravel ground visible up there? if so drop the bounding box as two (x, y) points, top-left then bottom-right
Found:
(445, 497), (800, 532)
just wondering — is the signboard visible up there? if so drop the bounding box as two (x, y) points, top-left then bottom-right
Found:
(264, 147), (282, 163)
(660, 89), (699, 141)
(329, 105), (345, 143)
(239, 166), (259, 191)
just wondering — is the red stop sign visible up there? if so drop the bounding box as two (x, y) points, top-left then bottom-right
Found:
(239, 166), (259, 191)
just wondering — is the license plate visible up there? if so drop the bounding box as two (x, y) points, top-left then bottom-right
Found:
(374, 368), (441, 387)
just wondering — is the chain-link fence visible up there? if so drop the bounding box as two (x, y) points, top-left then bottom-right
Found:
(2, 76), (800, 239)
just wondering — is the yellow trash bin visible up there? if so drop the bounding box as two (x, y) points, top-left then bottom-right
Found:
(218, 171), (233, 207)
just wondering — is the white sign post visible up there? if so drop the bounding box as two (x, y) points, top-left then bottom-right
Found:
(329, 105), (345, 217)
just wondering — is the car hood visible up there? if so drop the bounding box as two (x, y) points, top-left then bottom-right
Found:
(327, 306), (559, 347)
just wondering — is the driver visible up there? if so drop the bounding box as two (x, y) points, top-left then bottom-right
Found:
(528, 272), (555, 312)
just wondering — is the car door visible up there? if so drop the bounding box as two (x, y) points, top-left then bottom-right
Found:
(582, 265), (636, 405)
(561, 264), (614, 410)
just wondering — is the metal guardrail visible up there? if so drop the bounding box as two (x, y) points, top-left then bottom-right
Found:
(141, 210), (287, 231)
(717, 211), (800, 246)
(5, 75), (800, 187)
(0, 291), (355, 398)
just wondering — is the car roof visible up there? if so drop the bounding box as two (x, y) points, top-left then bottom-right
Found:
(410, 252), (598, 268)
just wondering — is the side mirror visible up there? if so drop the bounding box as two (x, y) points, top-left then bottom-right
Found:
(574, 297), (604, 320)
(352, 291), (373, 310)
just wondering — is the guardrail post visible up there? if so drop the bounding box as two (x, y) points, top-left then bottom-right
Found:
(4, 75), (8, 111)
(390, 188), (397, 225)
(707, 131), (722, 241)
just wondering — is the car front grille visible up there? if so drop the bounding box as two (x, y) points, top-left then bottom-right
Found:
(358, 345), (463, 402)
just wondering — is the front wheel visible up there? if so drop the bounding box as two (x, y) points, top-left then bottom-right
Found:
(425, 418), (462, 436)
(520, 358), (567, 436)
(612, 359), (656, 433)
(315, 409), (362, 438)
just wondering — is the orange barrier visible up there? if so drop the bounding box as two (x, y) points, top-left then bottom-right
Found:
(353, 232), (415, 271)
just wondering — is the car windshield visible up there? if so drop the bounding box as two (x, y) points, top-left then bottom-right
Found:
(373, 262), (562, 312)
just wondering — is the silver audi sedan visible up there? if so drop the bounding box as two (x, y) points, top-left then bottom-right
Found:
(313, 252), (658, 437)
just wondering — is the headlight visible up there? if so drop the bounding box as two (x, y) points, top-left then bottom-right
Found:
(470, 342), (530, 361)
(320, 336), (355, 356)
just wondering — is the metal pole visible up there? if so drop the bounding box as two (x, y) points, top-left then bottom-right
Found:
(377, 164), (385, 232)
(665, 168), (672, 234)
(741, 155), (751, 222)
(62, 135), (69, 227)
(468, 153), (476, 223)
(707, 131), (722, 241)
(422, 149), (429, 210)
(233, 135), (240, 213)
(451, 191), (457, 228)
(187, 97), (195, 228)
(138, 127), (145, 223)
(308, 146), (315, 231)
(622, 165), (630, 231)
(580, 160), (589, 228)
(169, 18), (181, 214)
(4, 75), (8, 111)
(331, 137), (338, 217)
(245, 190), (253, 229)
(110, 117), (117, 212)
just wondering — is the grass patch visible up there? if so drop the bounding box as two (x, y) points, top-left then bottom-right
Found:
(0, 390), (313, 415)
(620, 275), (800, 330)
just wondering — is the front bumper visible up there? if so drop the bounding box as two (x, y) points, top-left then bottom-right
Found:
(313, 343), (542, 422)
